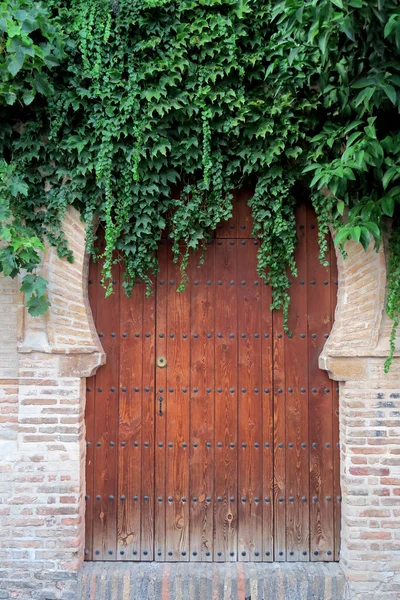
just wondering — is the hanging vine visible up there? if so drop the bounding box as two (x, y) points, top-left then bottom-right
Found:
(1, 0), (400, 365)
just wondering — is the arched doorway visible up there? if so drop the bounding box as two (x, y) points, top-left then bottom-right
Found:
(85, 191), (340, 562)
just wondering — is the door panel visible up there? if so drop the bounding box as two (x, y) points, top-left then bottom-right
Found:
(85, 194), (340, 562)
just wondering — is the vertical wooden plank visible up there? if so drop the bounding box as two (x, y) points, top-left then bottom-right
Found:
(284, 204), (310, 561)
(189, 243), (215, 561)
(141, 283), (156, 561)
(261, 268), (274, 562)
(237, 238), (263, 561)
(331, 239), (341, 562)
(307, 207), (334, 562)
(215, 191), (238, 238)
(117, 281), (143, 560)
(214, 238), (238, 561)
(92, 255), (120, 560)
(237, 189), (253, 239)
(273, 307), (286, 562)
(154, 242), (168, 561)
(85, 258), (97, 561)
(165, 243), (190, 561)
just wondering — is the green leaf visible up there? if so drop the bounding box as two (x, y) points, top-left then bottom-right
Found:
(7, 53), (25, 76)
(334, 227), (350, 246)
(337, 200), (345, 215)
(383, 167), (399, 190)
(382, 196), (395, 217)
(22, 88), (35, 105)
(364, 221), (381, 240)
(26, 294), (51, 317)
(383, 85), (397, 105)
(359, 227), (371, 250)
(330, 0), (344, 8)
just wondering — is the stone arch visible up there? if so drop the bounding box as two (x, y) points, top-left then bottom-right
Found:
(0, 206), (399, 599)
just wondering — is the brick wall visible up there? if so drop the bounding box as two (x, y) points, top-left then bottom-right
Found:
(0, 209), (399, 600)
(0, 207), (103, 600)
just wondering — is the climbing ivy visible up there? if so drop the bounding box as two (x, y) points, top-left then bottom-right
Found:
(0, 0), (400, 365)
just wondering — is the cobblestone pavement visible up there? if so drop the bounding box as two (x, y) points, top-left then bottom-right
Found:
(78, 562), (346, 600)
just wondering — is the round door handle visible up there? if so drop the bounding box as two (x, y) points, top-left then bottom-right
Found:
(157, 356), (167, 368)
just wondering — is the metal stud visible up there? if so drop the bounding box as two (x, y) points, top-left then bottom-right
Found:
(279, 498), (284, 503)
(193, 551), (197, 556)
(111, 333), (116, 338)
(314, 550), (319, 556)
(206, 280), (211, 286)
(193, 442), (198, 447)
(120, 495), (125, 501)
(206, 442), (211, 447)
(277, 333), (282, 339)
(110, 441), (115, 447)
(159, 280), (164, 285)
(98, 333), (103, 338)
(122, 387), (127, 393)
(301, 443), (306, 448)
(170, 280), (175, 285)
(289, 496), (294, 503)
(230, 551), (235, 557)
(326, 496), (331, 502)
(217, 388), (222, 393)
(265, 497), (270, 503)
(194, 333), (198, 338)
(218, 280), (222, 285)
(324, 333), (329, 339)
(300, 333), (305, 338)
(230, 241), (235, 246)
(218, 496), (222, 502)
(168, 551), (172, 556)
(313, 497), (318, 502)
(144, 442), (149, 447)
(241, 281), (246, 286)
(230, 497), (235, 502)
(194, 280), (198, 286)
(170, 333), (174, 338)
(193, 497), (197, 503)
(242, 443), (247, 448)
(230, 387), (234, 393)
(264, 333), (269, 338)
(182, 497), (186, 503)
(183, 387), (187, 393)
(206, 497), (211, 503)
(218, 442), (222, 447)
(302, 496), (307, 502)
(135, 387), (139, 392)
(254, 281), (259, 286)
(254, 443), (259, 448)
(96, 495), (101, 500)
(255, 498), (260, 503)
(145, 333), (150, 338)
(85, 495), (90, 501)
(264, 388), (270, 393)
(206, 551), (211, 556)
(254, 387), (259, 393)
(207, 387), (211, 393)
(278, 388), (282, 393)
(301, 388), (306, 393)
(241, 333), (246, 338)
(194, 387), (198, 393)
(288, 388), (293, 393)
(144, 495), (149, 502)
(266, 551), (270, 556)
(96, 442), (101, 447)
(158, 497), (163, 503)
(311, 280), (316, 285)
(265, 442), (270, 448)
(159, 333), (164, 338)
(325, 443), (330, 448)
(241, 497), (246, 502)
(97, 388), (102, 393)
(84, 549), (89, 555)
(288, 442), (293, 448)
(312, 333), (316, 339)
(109, 495), (114, 500)
(207, 333), (212, 338)
(230, 333), (234, 338)
(325, 387), (330, 393)
(86, 442), (91, 447)
(278, 443), (283, 448)
(312, 442), (317, 448)
(230, 280), (235, 285)
(230, 442), (235, 448)
(121, 441), (126, 447)
(108, 550), (113, 555)
(145, 387), (150, 392)
(135, 333), (140, 338)
(168, 497), (173, 502)
(183, 333), (187, 338)
(312, 388), (317, 393)
(182, 442), (187, 448)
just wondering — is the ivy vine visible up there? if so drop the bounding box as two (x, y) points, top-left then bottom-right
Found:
(1, 0), (400, 367)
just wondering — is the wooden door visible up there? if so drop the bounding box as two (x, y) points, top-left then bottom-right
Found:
(85, 192), (340, 562)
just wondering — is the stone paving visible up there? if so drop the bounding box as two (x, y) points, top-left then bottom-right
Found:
(78, 562), (346, 600)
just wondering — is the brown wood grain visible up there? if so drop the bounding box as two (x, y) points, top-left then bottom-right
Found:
(165, 244), (190, 561)
(285, 204), (310, 561)
(189, 244), (215, 561)
(92, 251), (119, 560)
(141, 284), (156, 560)
(117, 280), (143, 561)
(154, 242), (168, 561)
(307, 209), (334, 562)
(214, 238), (238, 561)
(86, 195), (340, 564)
(237, 239), (263, 561)
(84, 257), (97, 561)
(261, 272), (274, 562)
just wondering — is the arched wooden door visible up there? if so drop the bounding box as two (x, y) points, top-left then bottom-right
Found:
(85, 192), (340, 562)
